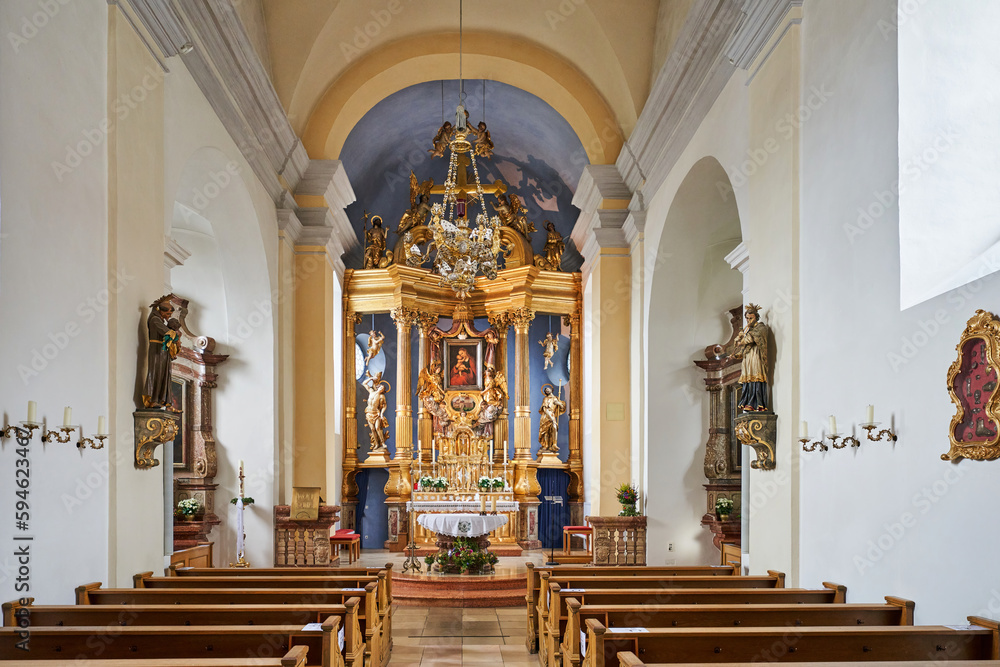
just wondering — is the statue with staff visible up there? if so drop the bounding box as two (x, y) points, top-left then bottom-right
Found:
(538, 380), (566, 453)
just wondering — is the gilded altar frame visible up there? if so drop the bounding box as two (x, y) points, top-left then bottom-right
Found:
(943, 309), (1000, 462)
(340, 263), (584, 550)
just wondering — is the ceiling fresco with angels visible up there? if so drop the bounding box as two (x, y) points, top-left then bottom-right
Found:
(340, 79), (587, 272)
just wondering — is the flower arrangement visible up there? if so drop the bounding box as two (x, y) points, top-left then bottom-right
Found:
(230, 496), (255, 506)
(176, 497), (201, 517)
(419, 476), (448, 491)
(477, 476), (506, 491)
(616, 483), (640, 517)
(715, 497), (734, 517)
(423, 537), (499, 573)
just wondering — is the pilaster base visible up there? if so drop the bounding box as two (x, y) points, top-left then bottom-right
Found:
(517, 500), (542, 550)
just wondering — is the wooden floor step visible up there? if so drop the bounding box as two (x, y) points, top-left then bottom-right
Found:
(394, 571), (525, 607)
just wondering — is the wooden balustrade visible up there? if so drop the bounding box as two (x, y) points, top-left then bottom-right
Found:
(587, 516), (647, 565)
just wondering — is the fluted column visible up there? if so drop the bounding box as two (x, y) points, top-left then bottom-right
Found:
(511, 307), (535, 460)
(391, 306), (419, 461)
(416, 312), (438, 466)
(341, 309), (363, 525)
(488, 312), (511, 465)
(564, 311), (584, 501)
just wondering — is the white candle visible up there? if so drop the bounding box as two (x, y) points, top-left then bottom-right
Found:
(504, 440), (509, 463)
(490, 443), (494, 462)
(27, 401), (36, 423)
(97, 416), (106, 435)
(800, 420), (808, 439)
(63, 406), (72, 427)
(239, 459), (244, 473)
(828, 415), (837, 435)
(490, 496), (497, 513)
(866, 404), (875, 425)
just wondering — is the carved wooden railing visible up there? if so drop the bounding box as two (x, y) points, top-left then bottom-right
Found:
(587, 516), (647, 565)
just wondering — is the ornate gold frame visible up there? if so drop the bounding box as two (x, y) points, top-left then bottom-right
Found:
(943, 309), (1000, 461)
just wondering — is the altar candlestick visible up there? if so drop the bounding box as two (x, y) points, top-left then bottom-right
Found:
(828, 415), (837, 435)
(799, 421), (808, 439)
(27, 400), (37, 423)
(866, 404), (875, 424)
(63, 406), (72, 427)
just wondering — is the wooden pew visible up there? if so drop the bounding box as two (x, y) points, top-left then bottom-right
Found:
(0, 617), (345, 667)
(169, 544), (214, 571)
(557, 597), (914, 667)
(0, 644), (309, 666)
(525, 563), (736, 651)
(616, 652), (1000, 667)
(583, 616), (1000, 667)
(534, 571), (788, 660)
(74, 584), (381, 667)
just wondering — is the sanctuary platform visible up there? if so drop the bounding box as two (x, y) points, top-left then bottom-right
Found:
(394, 568), (526, 607)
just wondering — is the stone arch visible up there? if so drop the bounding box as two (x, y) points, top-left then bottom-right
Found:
(644, 156), (744, 566)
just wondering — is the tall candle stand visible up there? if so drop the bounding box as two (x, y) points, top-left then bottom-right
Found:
(229, 462), (250, 568)
(402, 461), (422, 573)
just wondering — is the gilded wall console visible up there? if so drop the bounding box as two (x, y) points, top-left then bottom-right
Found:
(735, 412), (777, 470)
(134, 410), (179, 469)
(943, 309), (1000, 462)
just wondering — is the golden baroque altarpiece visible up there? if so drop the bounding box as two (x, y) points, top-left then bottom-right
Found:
(340, 265), (583, 550)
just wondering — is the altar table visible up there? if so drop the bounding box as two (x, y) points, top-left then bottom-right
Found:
(417, 512), (509, 538)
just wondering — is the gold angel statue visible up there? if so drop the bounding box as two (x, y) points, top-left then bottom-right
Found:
(365, 329), (385, 366)
(493, 183), (536, 239)
(397, 172), (434, 236)
(480, 364), (508, 407)
(429, 121), (453, 158)
(417, 361), (445, 403)
(539, 331), (559, 370)
(472, 121), (494, 158)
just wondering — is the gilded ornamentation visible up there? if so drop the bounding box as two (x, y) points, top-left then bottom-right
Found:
(533, 221), (565, 271)
(508, 307), (535, 331)
(365, 329), (385, 365)
(488, 311), (512, 332)
(363, 214), (389, 270)
(362, 370), (390, 453)
(493, 182), (536, 239)
(416, 311), (440, 334)
(134, 412), (180, 469)
(472, 121), (494, 158)
(943, 309), (1000, 461)
(417, 361), (446, 403)
(480, 364), (509, 407)
(539, 332), (559, 370)
(538, 384), (566, 454)
(390, 305), (420, 329)
(734, 413), (776, 470)
(398, 173), (434, 236)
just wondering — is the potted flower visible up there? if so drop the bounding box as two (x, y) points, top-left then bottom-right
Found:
(616, 483), (640, 517)
(715, 497), (734, 521)
(230, 495), (255, 506)
(176, 497), (201, 521)
(477, 476), (494, 492)
(491, 476), (505, 491)
(431, 476), (448, 491)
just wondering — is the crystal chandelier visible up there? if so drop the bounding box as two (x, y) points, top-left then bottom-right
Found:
(403, 0), (501, 299)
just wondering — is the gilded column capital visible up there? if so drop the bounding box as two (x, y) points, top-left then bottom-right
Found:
(415, 311), (439, 335)
(390, 305), (420, 329)
(488, 312), (511, 331)
(508, 307), (535, 332)
(562, 312), (580, 329)
(347, 311), (363, 327)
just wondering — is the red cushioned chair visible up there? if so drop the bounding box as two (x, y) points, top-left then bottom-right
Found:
(562, 521), (593, 556)
(330, 528), (361, 564)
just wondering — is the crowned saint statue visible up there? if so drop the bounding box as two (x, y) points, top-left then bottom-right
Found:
(732, 303), (770, 412)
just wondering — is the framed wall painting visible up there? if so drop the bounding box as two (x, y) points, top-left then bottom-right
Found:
(944, 309), (1000, 461)
(443, 338), (483, 391)
(170, 376), (190, 469)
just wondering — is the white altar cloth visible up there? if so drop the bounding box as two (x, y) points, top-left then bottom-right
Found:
(407, 500), (519, 513)
(417, 513), (508, 538)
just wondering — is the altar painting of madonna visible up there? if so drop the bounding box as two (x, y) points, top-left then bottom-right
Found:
(444, 339), (483, 391)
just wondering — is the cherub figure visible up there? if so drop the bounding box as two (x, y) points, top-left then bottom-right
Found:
(365, 329), (385, 366)
(397, 172), (434, 235)
(429, 121), (453, 158)
(494, 187), (535, 239)
(472, 121), (494, 158)
(539, 332), (559, 370)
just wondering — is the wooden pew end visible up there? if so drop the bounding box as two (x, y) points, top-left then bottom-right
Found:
(75, 582), (101, 604)
(765, 569), (786, 588)
(133, 571), (154, 588)
(282, 644), (310, 667)
(968, 615), (1000, 660)
(822, 581), (847, 603)
(617, 651), (644, 667)
(885, 595), (916, 624)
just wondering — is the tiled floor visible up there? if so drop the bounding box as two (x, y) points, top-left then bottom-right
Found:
(390, 606), (538, 666)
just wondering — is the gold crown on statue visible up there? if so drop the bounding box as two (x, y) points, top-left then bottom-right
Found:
(745, 303), (762, 316)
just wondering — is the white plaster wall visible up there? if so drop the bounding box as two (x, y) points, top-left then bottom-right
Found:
(164, 55), (280, 568)
(897, 0), (1000, 309)
(0, 0), (110, 604)
(799, 0), (1000, 623)
(645, 157), (742, 567)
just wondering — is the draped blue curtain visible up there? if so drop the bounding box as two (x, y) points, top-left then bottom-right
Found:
(355, 468), (390, 549)
(537, 469), (570, 550)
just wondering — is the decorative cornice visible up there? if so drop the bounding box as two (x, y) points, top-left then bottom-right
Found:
(122, 0), (309, 204)
(725, 0), (803, 70)
(276, 209), (303, 247)
(623, 210), (647, 249)
(724, 241), (750, 275)
(571, 164), (633, 215)
(163, 235), (191, 270)
(616, 0), (744, 197)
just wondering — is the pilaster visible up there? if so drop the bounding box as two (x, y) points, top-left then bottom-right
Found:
(415, 312), (439, 465)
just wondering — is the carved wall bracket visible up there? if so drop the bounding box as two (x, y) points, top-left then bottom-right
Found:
(134, 410), (180, 469)
(735, 412), (777, 470)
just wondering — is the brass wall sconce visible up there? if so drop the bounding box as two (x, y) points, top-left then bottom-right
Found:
(3, 402), (108, 449)
(862, 423), (898, 442)
(800, 407), (897, 453)
(800, 433), (860, 452)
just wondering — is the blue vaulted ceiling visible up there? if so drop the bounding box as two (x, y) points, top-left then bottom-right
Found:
(339, 79), (587, 271)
